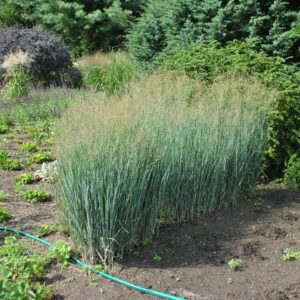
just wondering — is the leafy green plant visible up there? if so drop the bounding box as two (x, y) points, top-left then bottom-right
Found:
(20, 141), (38, 153)
(153, 255), (162, 262)
(28, 151), (52, 164)
(142, 238), (151, 246)
(284, 156), (300, 189)
(228, 258), (245, 270)
(36, 224), (58, 238)
(0, 207), (11, 222)
(0, 149), (22, 171)
(16, 173), (35, 185)
(56, 74), (271, 264)
(282, 249), (300, 261)
(49, 240), (71, 267)
(0, 235), (65, 299)
(0, 124), (9, 134)
(20, 189), (51, 203)
(0, 190), (9, 202)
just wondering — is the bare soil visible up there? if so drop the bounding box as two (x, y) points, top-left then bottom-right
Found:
(1, 133), (300, 300)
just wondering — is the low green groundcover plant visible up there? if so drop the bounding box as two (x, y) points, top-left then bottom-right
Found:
(0, 207), (11, 222)
(0, 236), (71, 299)
(20, 189), (51, 203)
(228, 258), (245, 270)
(0, 124), (9, 134)
(28, 151), (52, 165)
(36, 224), (58, 238)
(0, 149), (22, 171)
(20, 141), (38, 153)
(282, 249), (300, 261)
(56, 74), (272, 264)
(16, 173), (35, 185)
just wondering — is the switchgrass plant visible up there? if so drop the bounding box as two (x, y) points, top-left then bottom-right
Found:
(56, 73), (273, 264)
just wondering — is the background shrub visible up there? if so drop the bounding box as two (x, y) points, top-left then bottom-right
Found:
(162, 40), (300, 177)
(0, 0), (147, 56)
(284, 155), (300, 189)
(127, 0), (300, 66)
(56, 74), (272, 264)
(0, 27), (81, 86)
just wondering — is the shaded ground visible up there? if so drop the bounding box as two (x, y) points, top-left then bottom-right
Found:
(1, 133), (300, 300)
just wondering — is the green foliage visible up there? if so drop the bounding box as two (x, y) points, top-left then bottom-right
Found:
(228, 258), (245, 270)
(5, 68), (30, 100)
(127, 1), (167, 68)
(28, 152), (52, 165)
(0, 207), (11, 222)
(153, 255), (162, 262)
(49, 240), (71, 267)
(20, 189), (51, 203)
(82, 55), (136, 95)
(36, 224), (58, 238)
(56, 74), (271, 264)
(282, 248), (300, 261)
(0, 0), (146, 56)
(16, 173), (35, 185)
(0, 190), (9, 202)
(284, 155), (300, 189)
(162, 40), (300, 177)
(0, 124), (9, 134)
(0, 88), (85, 128)
(0, 149), (22, 171)
(20, 141), (38, 153)
(128, 0), (300, 66)
(0, 236), (72, 299)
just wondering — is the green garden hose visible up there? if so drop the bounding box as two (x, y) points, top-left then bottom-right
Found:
(0, 226), (186, 300)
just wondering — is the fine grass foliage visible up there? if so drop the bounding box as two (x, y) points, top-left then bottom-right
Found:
(56, 74), (272, 264)
(81, 55), (136, 95)
(1, 50), (32, 100)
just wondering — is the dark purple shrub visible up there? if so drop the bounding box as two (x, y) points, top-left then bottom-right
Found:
(0, 27), (81, 86)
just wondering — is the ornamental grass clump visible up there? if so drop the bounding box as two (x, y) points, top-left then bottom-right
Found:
(1, 50), (32, 100)
(56, 73), (273, 264)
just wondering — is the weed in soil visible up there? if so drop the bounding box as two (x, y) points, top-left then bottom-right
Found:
(0, 207), (11, 222)
(0, 191), (9, 202)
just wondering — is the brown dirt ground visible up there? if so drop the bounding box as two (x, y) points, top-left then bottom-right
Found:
(1, 133), (300, 300)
